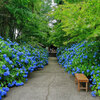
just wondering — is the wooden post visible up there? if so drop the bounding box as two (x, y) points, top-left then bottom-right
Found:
(86, 82), (88, 92)
(78, 81), (80, 91)
(75, 77), (77, 84)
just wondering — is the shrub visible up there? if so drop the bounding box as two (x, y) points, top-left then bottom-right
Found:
(0, 36), (48, 99)
(57, 41), (100, 96)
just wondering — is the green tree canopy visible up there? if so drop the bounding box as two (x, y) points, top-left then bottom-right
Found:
(0, 0), (51, 46)
(49, 0), (100, 47)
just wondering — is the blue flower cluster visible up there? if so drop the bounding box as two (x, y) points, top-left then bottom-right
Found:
(0, 36), (48, 99)
(0, 87), (9, 99)
(57, 41), (100, 97)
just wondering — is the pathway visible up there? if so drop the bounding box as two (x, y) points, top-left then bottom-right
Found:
(3, 57), (100, 100)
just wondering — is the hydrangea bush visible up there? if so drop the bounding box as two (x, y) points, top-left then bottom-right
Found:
(0, 36), (48, 99)
(57, 41), (100, 97)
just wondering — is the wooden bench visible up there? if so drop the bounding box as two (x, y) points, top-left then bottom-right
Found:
(75, 73), (89, 92)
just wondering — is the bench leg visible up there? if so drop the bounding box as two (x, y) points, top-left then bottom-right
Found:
(86, 82), (88, 92)
(78, 82), (80, 91)
(75, 77), (77, 84)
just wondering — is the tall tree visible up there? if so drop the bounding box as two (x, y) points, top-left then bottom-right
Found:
(0, 0), (51, 47)
(49, 0), (100, 47)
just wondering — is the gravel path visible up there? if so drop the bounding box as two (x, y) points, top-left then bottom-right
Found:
(3, 57), (100, 100)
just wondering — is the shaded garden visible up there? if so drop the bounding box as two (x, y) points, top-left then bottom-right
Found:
(0, 0), (100, 99)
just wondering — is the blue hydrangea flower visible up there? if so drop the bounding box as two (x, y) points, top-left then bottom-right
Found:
(12, 54), (15, 58)
(2, 87), (9, 92)
(0, 95), (2, 100)
(98, 86), (100, 89)
(16, 73), (19, 76)
(2, 65), (6, 69)
(9, 60), (13, 64)
(17, 56), (19, 60)
(80, 59), (83, 63)
(25, 59), (29, 64)
(89, 78), (92, 81)
(91, 70), (95, 75)
(3, 54), (7, 58)
(72, 72), (74, 76)
(20, 70), (23, 74)
(23, 75), (27, 78)
(97, 70), (100, 73)
(76, 67), (80, 72)
(72, 68), (75, 71)
(12, 80), (16, 85)
(21, 59), (24, 62)
(12, 65), (14, 68)
(4, 71), (10, 76)
(93, 78), (96, 82)
(68, 71), (70, 74)
(15, 82), (24, 86)
(5, 67), (9, 71)
(5, 57), (10, 62)
(90, 84), (93, 87)
(1, 90), (7, 96)
(25, 71), (28, 75)
(27, 52), (31, 56)
(82, 71), (84, 74)
(87, 69), (90, 73)
(0, 89), (2, 94)
(83, 55), (88, 59)
(91, 91), (96, 97)
(8, 83), (13, 87)
(96, 74), (99, 77)
(26, 79), (28, 82)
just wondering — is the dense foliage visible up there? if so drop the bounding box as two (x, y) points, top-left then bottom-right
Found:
(54, 0), (63, 4)
(0, 36), (48, 99)
(50, 0), (100, 47)
(0, 0), (51, 46)
(57, 41), (100, 96)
